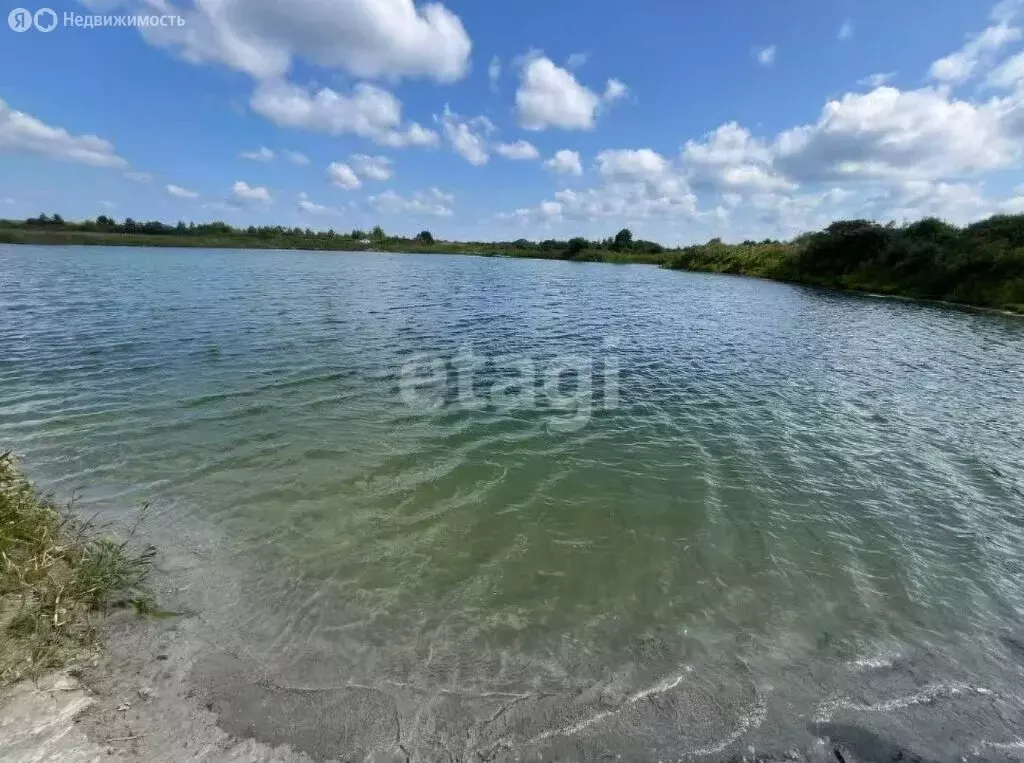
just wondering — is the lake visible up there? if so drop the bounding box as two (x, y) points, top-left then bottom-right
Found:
(2, 244), (1024, 759)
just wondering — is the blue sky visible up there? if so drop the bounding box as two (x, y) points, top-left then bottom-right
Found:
(2, 0), (1024, 244)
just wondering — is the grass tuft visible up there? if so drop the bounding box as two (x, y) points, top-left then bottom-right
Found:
(0, 452), (156, 685)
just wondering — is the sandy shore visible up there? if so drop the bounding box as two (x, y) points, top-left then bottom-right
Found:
(4, 512), (1024, 762)
(4, 603), (1024, 762)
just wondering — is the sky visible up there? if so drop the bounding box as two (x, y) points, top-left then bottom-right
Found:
(3, 0), (1024, 244)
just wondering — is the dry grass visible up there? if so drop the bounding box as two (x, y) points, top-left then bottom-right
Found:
(0, 452), (156, 685)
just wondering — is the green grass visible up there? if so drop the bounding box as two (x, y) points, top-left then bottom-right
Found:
(0, 453), (156, 685)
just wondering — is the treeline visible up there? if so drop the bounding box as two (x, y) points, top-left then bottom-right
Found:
(1, 213), (418, 250)
(0, 214), (673, 260)
(665, 216), (1024, 311)
(2, 212), (1023, 311)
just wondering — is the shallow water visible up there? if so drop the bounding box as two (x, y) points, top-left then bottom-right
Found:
(3, 245), (1024, 755)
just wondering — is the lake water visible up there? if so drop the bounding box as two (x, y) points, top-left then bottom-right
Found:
(2, 245), (1024, 758)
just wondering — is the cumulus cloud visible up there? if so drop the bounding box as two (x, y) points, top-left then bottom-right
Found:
(350, 154), (394, 181)
(285, 150), (310, 166)
(231, 180), (271, 203)
(369, 187), (454, 216)
(297, 191), (333, 215)
(241, 146), (275, 161)
(120, 0), (471, 82)
(682, 122), (789, 192)
(875, 179), (989, 224)
(838, 20), (854, 40)
(438, 106), (495, 165)
(929, 22), (1021, 83)
(757, 46), (777, 66)
(0, 98), (127, 168)
(772, 86), (1017, 182)
(166, 184), (198, 199)
(504, 178), (699, 227)
(544, 149), (583, 176)
(516, 55), (602, 130)
(250, 79), (439, 148)
(597, 149), (670, 181)
(328, 162), (361, 190)
(494, 139), (539, 160)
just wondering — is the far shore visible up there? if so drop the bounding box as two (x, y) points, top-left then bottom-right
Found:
(3, 212), (1024, 315)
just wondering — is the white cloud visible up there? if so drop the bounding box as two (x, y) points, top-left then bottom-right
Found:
(596, 149), (690, 198)
(250, 79), (439, 148)
(987, 50), (1024, 88)
(376, 122), (440, 148)
(877, 179), (989, 224)
(516, 55), (602, 130)
(241, 146), (275, 161)
(285, 150), (310, 166)
(328, 162), (361, 190)
(838, 20), (854, 40)
(603, 78), (629, 102)
(297, 191), (333, 215)
(488, 56), (501, 91)
(929, 22), (1021, 83)
(544, 149), (583, 176)
(369, 188), (454, 216)
(438, 106), (494, 165)
(597, 149), (669, 181)
(757, 46), (777, 66)
(539, 200), (563, 220)
(859, 72), (896, 88)
(682, 122), (789, 191)
(231, 180), (272, 203)
(166, 184), (199, 199)
(125, 171), (152, 182)
(126, 0), (471, 82)
(494, 139), (539, 160)
(507, 177), (699, 226)
(350, 154), (394, 181)
(772, 86), (1017, 182)
(99, 200), (116, 210)
(0, 98), (127, 168)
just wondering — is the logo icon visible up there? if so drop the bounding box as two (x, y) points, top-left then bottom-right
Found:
(34, 7), (57, 32)
(8, 8), (32, 31)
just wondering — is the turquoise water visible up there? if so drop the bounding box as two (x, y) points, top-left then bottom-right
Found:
(3, 245), (1024, 740)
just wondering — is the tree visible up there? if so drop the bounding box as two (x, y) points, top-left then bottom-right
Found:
(566, 237), (588, 258)
(371, 225), (386, 243)
(612, 228), (633, 251)
(416, 230), (434, 245)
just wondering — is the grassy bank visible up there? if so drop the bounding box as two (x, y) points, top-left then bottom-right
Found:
(0, 453), (155, 685)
